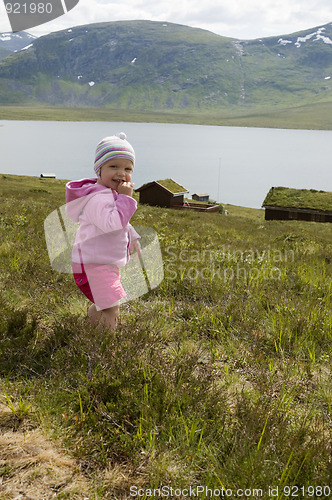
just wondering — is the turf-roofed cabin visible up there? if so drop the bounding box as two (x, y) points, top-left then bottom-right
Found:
(136, 179), (189, 208)
(262, 187), (332, 223)
(192, 193), (210, 202)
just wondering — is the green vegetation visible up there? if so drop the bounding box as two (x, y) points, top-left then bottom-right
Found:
(1, 174), (332, 497)
(156, 179), (188, 193)
(263, 186), (332, 211)
(1, 101), (332, 129)
(0, 20), (332, 128)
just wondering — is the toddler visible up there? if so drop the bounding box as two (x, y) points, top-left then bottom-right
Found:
(65, 132), (140, 331)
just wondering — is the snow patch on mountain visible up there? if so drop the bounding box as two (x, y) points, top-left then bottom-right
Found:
(0, 32), (35, 42)
(295, 27), (332, 47)
(278, 39), (292, 45)
(295, 31), (318, 46)
(19, 44), (33, 51)
(0, 35), (12, 42)
(0, 31), (37, 53)
(315, 35), (332, 45)
(278, 27), (332, 48)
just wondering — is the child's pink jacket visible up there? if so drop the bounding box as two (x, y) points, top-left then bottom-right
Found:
(65, 178), (140, 269)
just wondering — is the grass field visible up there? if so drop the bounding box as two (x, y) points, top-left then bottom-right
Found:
(1, 100), (332, 129)
(0, 174), (332, 498)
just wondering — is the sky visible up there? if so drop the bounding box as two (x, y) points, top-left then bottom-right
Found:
(0, 0), (332, 40)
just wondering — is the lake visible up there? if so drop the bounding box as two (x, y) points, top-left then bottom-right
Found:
(1, 120), (332, 208)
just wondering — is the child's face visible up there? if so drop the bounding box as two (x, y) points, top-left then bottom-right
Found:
(97, 157), (134, 190)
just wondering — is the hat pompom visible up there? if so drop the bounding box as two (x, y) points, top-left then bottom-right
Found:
(118, 132), (127, 140)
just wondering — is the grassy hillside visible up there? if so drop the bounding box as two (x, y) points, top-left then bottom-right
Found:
(0, 47), (11, 60)
(1, 100), (332, 129)
(1, 174), (332, 496)
(0, 20), (332, 116)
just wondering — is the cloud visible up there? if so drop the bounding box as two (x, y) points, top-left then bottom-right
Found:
(175, 0), (332, 39)
(2, 0), (331, 39)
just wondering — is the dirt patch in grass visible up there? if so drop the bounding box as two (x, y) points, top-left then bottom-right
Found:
(0, 404), (92, 499)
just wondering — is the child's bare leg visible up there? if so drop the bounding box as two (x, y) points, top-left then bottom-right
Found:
(87, 303), (102, 325)
(99, 304), (120, 332)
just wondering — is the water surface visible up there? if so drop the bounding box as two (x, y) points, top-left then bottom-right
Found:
(1, 120), (331, 208)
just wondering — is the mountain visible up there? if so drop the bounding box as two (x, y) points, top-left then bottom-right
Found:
(0, 32), (36, 58)
(0, 20), (331, 111)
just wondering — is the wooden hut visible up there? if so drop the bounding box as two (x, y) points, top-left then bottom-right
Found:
(40, 173), (56, 179)
(262, 186), (332, 222)
(136, 179), (189, 208)
(192, 193), (210, 202)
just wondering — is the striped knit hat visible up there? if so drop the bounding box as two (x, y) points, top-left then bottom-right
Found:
(94, 132), (135, 177)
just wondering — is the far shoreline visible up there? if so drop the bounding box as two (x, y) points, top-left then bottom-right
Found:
(0, 102), (332, 130)
(0, 173), (266, 214)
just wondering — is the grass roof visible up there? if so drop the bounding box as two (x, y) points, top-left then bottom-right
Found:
(262, 186), (332, 212)
(157, 179), (188, 194)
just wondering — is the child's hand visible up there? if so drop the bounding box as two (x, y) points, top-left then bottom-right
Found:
(129, 240), (142, 257)
(117, 181), (134, 197)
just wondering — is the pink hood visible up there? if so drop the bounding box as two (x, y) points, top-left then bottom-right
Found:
(65, 178), (106, 222)
(65, 178), (139, 268)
